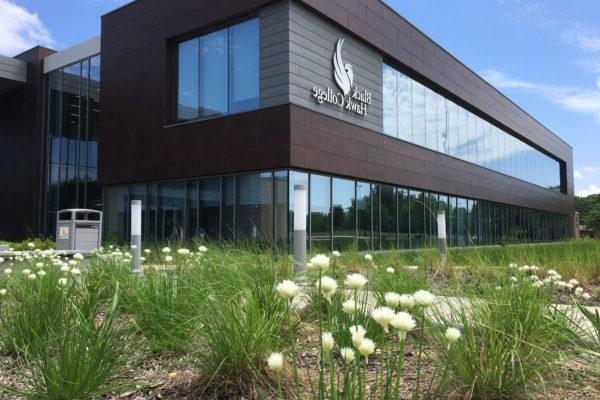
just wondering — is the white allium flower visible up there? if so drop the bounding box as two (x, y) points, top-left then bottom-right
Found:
(547, 269), (557, 276)
(508, 263), (518, 269)
(177, 248), (190, 256)
(70, 268), (81, 275)
(3, 268), (11, 275)
(35, 262), (44, 268)
(364, 254), (373, 262)
(391, 311), (416, 341)
(357, 338), (376, 359)
(0, 288), (6, 296)
(519, 265), (530, 272)
(331, 250), (341, 257)
(144, 249), (151, 254)
(349, 325), (366, 347)
(386, 267), (395, 273)
(60, 265), (70, 272)
(140, 257), (146, 262)
(582, 292), (591, 300)
(267, 352), (284, 372)
(384, 292), (401, 309)
(276, 280), (299, 300)
(322, 332), (335, 352)
(165, 255), (173, 263)
(58, 278), (68, 287)
(399, 294), (415, 310)
(340, 347), (355, 364)
(68, 260), (77, 266)
(342, 299), (357, 315)
(557, 281), (568, 288)
(574, 287), (584, 296)
(22, 269), (31, 275)
(317, 276), (337, 302)
(345, 273), (368, 291)
(371, 306), (395, 333)
(566, 283), (574, 290)
(530, 266), (539, 272)
(510, 276), (518, 282)
(73, 253), (84, 260)
(130, 244), (137, 250)
(532, 281), (543, 288)
(27, 242), (35, 249)
(198, 245), (208, 253)
(550, 274), (562, 281)
(27, 273), (37, 280)
(309, 254), (330, 271)
(568, 279), (579, 286)
(37, 270), (46, 277)
(162, 247), (171, 254)
(413, 290), (435, 308)
(445, 327), (462, 344)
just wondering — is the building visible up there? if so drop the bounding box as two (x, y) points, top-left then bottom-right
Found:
(0, 0), (575, 251)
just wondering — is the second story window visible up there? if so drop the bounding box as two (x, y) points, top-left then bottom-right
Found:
(176, 17), (259, 123)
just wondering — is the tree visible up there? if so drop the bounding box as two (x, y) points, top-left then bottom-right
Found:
(582, 204), (600, 236)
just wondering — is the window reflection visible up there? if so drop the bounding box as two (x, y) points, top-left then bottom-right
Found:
(332, 178), (355, 251)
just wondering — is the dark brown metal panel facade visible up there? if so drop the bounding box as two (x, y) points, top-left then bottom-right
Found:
(298, 0), (574, 208)
(0, 47), (55, 240)
(290, 105), (571, 214)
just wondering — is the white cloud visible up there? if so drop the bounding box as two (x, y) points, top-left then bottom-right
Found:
(0, 0), (54, 56)
(577, 184), (600, 197)
(574, 170), (584, 179)
(576, 58), (600, 74)
(563, 23), (600, 53)
(480, 69), (600, 123)
(583, 166), (599, 174)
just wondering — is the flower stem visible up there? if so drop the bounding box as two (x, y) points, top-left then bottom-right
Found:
(413, 311), (426, 400)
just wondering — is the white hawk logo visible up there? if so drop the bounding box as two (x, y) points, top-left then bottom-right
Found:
(333, 38), (353, 96)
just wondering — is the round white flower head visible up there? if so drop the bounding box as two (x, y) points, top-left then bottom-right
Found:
(519, 265), (530, 272)
(342, 299), (357, 315)
(140, 257), (146, 262)
(130, 244), (137, 250)
(331, 250), (341, 257)
(413, 290), (435, 308)
(582, 292), (591, 300)
(58, 278), (68, 287)
(445, 327), (462, 344)
(309, 254), (330, 271)
(60, 265), (70, 272)
(386, 267), (395, 274)
(371, 306), (395, 333)
(530, 265), (539, 272)
(37, 270), (46, 277)
(162, 247), (171, 254)
(399, 294), (415, 310)
(566, 283), (574, 290)
(384, 292), (401, 309)
(317, 276), (337, 302)
(574, 287), (584, 296)
(276, 280), (299, 301)
(198, 245), (208, 253)
(364, 254), (373, 262)
(532, 281), (543, 288)
(3, 268), (11, 275)
(73, 253), (84, 261)
(0, 288), (7, 296)
(165, 255), (173, 263)
(70, 268), (81, 275)
(391, 311), (416, 341)
(547, 269), (557, 276)
(68, 260), (77, 266)
(349, 325), (366, 347)
(27, 242), (35, 249)
(143, 249), (152, 255)
(35, 262), (44, 268)
(322, 332), (335, 352)
(339, 347), (355, 364)
(0, 258), (3, 264)
(357, 338), (376, 359)
(27, 273), (37, 280)
(508, 263), (518, 269)
(22, 269), (31, 275)
(557, 281), (568, 288)
(267, 352), (284, 372)
(510, 276), (518, 282)
(345, 273), (368, 291)
(177, 248), (190, 256)
(568, 279), (579, 286)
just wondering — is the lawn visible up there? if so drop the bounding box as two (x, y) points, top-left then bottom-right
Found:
(0, 240), (598, 399)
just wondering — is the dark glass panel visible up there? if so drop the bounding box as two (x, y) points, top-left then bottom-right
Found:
(105, 186), (129, 243)
(457, 198), (467, 247)
(199, 177), (221, 240)
(228, 18), (259, 113)
(398, 189), (409, 249)
(158, 181), (185, 241)
(409, 191), (424, 249)
(62, 63), (81, 167)
(467, 200), (477, 245)
(221, 176), (235, 241)
(310, 174), (331, 253)
(372, 184), (380, 251)
(186, 180), (199, 240)
(273, 171), (288, 251)
(426, 193), (438, 247)
(356, 181), (371, 251)
(236, 172), (273, 244)
(332, 178), (355, 251)
(447, 196), (457, 247)
(380, 185), (397, 250)
(177, 38), (199, 122)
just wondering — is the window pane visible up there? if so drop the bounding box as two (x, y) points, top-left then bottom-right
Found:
(274, 171), (288, 251)
(356, 182), (371, 251)
(186, 180), (198, 239)
(411, 81), (425, 147)
(62, 63), (81, 167)
(105, 186), (129, 242)
(398, 189), (409, 249)
(221, 176), (235, 241)
(398, 73), (412, 141)
(236, 172), (273, 244)
(146, 184), (157, 241)
(199, 177), (221, 240)
(199, 29), (228, 118)
(310, 174), (331, 253)
(383, 64), (397, 137)
(457, 106), (468, 161)
(448, 101), (459, 158)
(380, 185), (397, 250)
(437, 96), (447, 154)
(332, 178), (355, 251)
(425, 89), (437, 151)
(229, 18), (259, 113)
(289, 171), (309, 251)
(158, 181), (185, 241)
(177, 38), (199, 122)
(457, 198), (467, 246)
(409, 191), (424, 249)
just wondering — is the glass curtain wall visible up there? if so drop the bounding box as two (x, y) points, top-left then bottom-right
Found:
(103, 170), (572, 249)
(44, 54), (101, 235)
(383, 64), (562, 192)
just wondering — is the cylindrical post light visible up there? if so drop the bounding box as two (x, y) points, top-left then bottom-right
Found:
(293, 184), (307, 275)
(131, 200), (142, 273)
(437, 210), (447, 255)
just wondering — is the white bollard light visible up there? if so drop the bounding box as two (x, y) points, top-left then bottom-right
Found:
(437, 210), (447, 255)
(293, 184), (307, 275)
(131, 200), (142, 273)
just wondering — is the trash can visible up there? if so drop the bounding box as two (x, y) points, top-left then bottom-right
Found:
(56, 209), (103, 251)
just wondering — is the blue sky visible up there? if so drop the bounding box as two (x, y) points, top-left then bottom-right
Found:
(1, 0), (599, 196)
